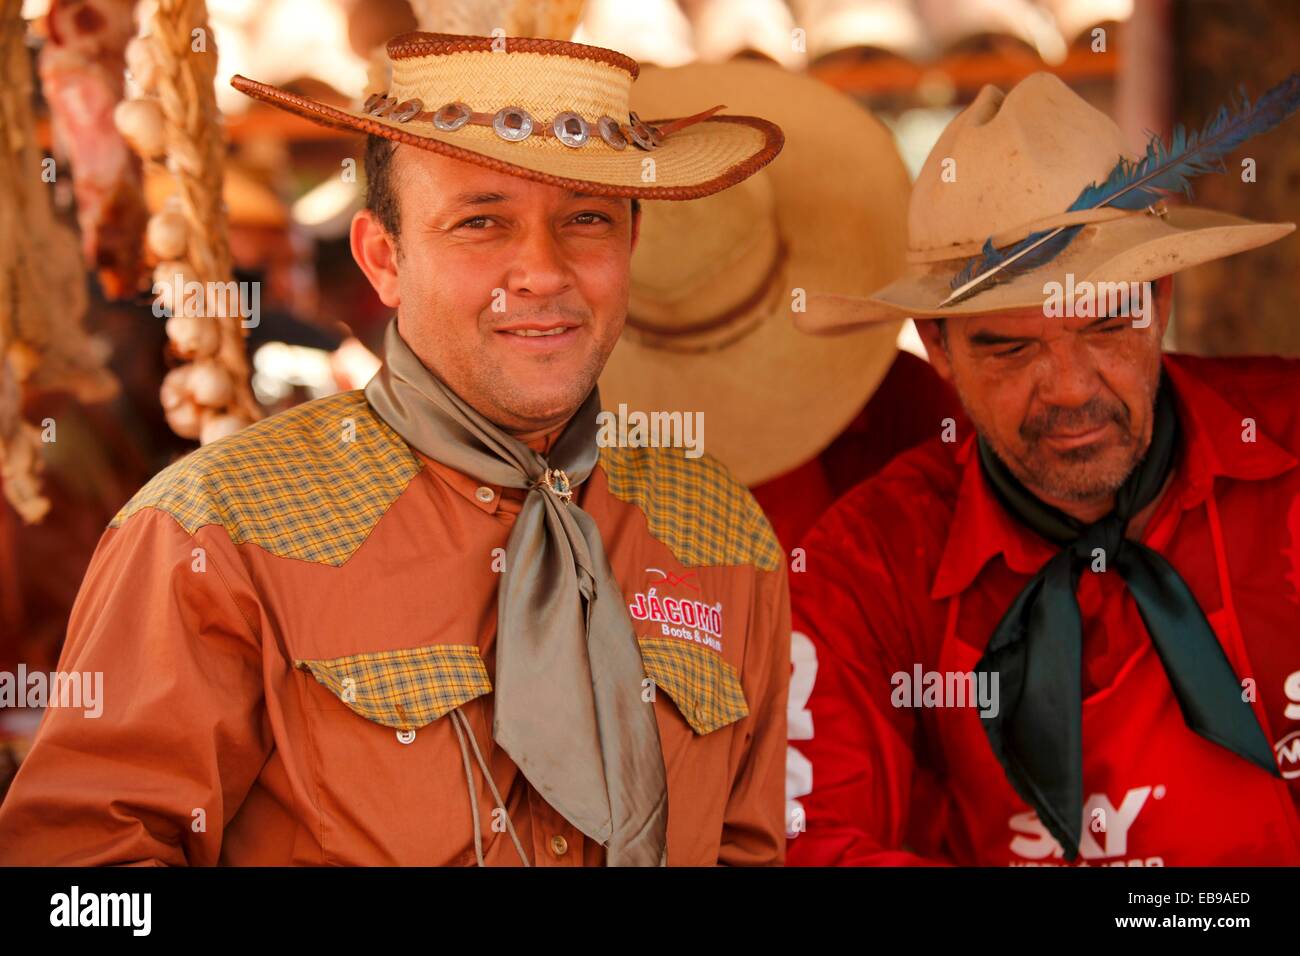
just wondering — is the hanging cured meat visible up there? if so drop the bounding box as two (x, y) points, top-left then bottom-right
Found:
(38, 0), (149, 299)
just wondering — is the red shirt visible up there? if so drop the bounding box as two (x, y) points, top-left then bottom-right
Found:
(786, 354), (1300, 866)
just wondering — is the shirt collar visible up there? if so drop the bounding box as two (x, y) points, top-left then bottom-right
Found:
(929, 354), (1297, 600)
(417, 428), (565, 515)
(1161, 354), (1297, 501)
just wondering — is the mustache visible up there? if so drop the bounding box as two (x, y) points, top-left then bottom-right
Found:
(485, 304), (590, 329)
(1020, 397), (1131, 442)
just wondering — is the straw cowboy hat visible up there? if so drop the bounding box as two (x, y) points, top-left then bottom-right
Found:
(230, 32), (783, 199)
(798, 71), (1296, 331)
(599, 59), (911, 486)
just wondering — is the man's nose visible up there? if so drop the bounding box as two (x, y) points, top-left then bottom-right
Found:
(1037, 335), (1102, 407)
(507, 227), (573, 300)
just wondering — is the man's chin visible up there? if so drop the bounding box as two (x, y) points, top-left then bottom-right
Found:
(1026, 451), (1136, 503)
(480, 382), (596, 434)
(1053, 441), (1112, 465)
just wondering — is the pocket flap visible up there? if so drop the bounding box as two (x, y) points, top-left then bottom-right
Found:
(295, 644), (491, 730)
(638, 637), (748, 735)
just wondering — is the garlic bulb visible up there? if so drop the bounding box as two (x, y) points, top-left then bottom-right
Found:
(146, 211), (188, 260)
(200, 413), (248, 445)
(113, 98), (166, 158)
(164, 399), (202, 439)
(165, 315), (220, 359)
(153, 260), (196, 315)
(160, 365), (193, 410)
(188, 360), (234, 408)
(125, 36), (161, 93)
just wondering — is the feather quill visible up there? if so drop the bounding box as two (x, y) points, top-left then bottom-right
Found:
(941, 73), (1300, 308)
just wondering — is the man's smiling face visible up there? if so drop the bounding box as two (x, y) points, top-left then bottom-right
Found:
(351, 142), (640, 436)
(917, 276), (1172, 519)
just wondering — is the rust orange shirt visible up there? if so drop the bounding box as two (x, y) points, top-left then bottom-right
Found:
(0, 389), (790, 866)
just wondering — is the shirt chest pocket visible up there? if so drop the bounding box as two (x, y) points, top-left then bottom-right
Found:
(292, 644), (496, 864)
(638, 637), (749, 736)
(295, 643), (492, 730)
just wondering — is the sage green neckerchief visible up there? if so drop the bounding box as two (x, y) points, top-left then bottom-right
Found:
(974, 375), (1279, 861)
(365, 320), (668, 866)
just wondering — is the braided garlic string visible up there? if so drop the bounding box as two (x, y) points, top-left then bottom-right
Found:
(117, 0), (260, 443)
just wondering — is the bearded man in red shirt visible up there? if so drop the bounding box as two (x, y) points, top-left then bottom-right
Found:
(785, 72), (1300, 866)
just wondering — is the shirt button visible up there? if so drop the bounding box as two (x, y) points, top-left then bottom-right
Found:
(396, 729), (416, 744)
(475, 486), (495, 503)
(549, 835), (569, 857)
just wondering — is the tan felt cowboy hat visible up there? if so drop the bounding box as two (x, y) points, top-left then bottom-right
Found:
(598, 59), (911, 486)
(230, 32), (784, 199)
(797, 71), (1296, 331)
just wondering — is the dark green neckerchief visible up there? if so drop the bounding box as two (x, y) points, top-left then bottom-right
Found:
(974, 375), (1279, 861)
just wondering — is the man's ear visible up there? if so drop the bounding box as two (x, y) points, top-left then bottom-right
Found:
(915, 318), (954, 382)
(350, 209), (401, 308)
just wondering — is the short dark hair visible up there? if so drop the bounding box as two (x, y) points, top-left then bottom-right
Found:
(364, 135), (402, 240)
(362, 134), (641, 245)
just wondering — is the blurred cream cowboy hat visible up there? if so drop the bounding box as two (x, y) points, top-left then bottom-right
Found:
(598, 58), (911, 486)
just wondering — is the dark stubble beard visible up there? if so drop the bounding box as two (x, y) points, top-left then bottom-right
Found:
(964, 382), (1158, 505)
(477, 304), (614, 431)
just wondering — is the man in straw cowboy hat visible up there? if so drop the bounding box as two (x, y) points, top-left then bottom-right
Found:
(785, 71), (1300, 865)
(599, 56), (960, 552)
(0, 32), (791, 866)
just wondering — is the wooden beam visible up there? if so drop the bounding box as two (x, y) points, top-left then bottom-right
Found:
(810, 45), (1119, 98)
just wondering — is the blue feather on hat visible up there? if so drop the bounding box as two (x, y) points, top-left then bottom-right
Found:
(943, 73), (1300, 307)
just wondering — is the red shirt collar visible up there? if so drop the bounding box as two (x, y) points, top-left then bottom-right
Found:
(930, 354), (1298, 600)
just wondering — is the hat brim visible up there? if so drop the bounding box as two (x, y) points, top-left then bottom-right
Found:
(597, 60), (911, 486)
(797, 206), (1296, 331)
(230, 75), (784, 200)
(601, 315), (901, 488)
